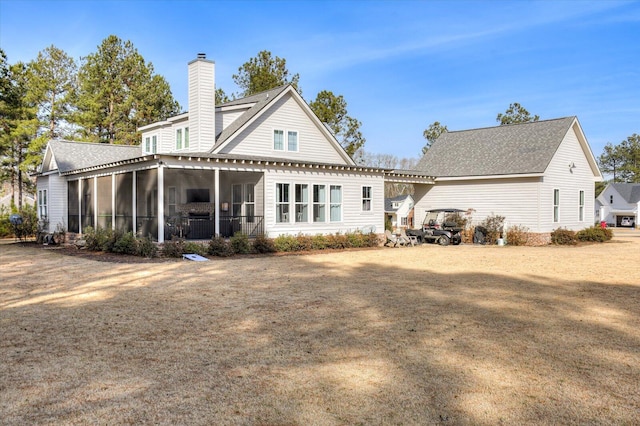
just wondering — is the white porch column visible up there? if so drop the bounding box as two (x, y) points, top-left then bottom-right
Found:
(78, 179), (82, 235)
(132, 171), (137, 235)
(93, 176), (98, 228)
(111, 173), (116, 230)
(214, 168), (220, 237)
(157, 163), (165, 243)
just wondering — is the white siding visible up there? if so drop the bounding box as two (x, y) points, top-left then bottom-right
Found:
(188, 58), (215, 153)
(219, 93), (348, 164)
(217, 109), (248, 135)
(541, 124), (597, 231)
(262, 167), (384, 237)
(596, 185), (638, 225)
(414, 177), (543, 232)
(37, 173), (68, 232)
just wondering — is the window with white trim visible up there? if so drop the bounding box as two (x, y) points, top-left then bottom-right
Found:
(184, 127), (189, 148)
(176, 129), (182, 150)
(245, 183), (255, 223)
(330, 185), (342, 222)
(401, 217), (408, 226)
(579, 190), (585, 221)
(553, 189), (560, 223)
(152, 135), (157, 153)
(295, 184), (308, 222)
(288, 131), (298, 151)
(362, 186), (372, 211)
(38, 189), (47, 219)
(274, 130), (284, 151)
(145, 137), (151, 153)
(276, 183), (290, 223)
(313, 185), (326, 222)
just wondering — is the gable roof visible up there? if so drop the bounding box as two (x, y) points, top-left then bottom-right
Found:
(211, 84), (355, 165)
(416, 117), (579, 178)
(384, 195), (412, 212)
(43, 140), (141, 174)
(610, 183), (640, 203)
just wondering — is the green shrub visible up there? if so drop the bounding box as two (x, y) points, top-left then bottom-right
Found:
(230, 232), (251, 254)
(273, 235), (300, 252)
(311, 234), (328, 250)
(162, 237), (186, 258)
(506, 225), (530, 246)
(252, 233), (276, 253)
(296, 234), (314, 251)
(184, 241), (208, 256)
(112, 231), (138, 255)
(137, 235), (158, 258)
(208, 236), (234, 257)
(576, 226), (613, 242)
(551, 228), (577, 245)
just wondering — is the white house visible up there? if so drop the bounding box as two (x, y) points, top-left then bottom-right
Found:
(384, 194), (414, 229)
(413, 117), (603, 242)
(35, 54), (434, 242)
(596, 183), (639, 227)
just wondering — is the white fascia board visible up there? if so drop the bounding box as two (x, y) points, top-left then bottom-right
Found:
(434, 173), (545, 182)
(217, 103), (255, 112)
(138, 120), (172, 132)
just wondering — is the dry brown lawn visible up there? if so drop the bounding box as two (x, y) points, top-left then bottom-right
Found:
(1, 230), (639, 425)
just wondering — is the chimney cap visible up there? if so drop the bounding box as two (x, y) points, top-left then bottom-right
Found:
(197, 53), (206, 59)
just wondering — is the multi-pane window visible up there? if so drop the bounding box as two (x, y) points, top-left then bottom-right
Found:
(38, 189), (47, 219)
(330, 185), (342, 222)
(184, 127), (189, 148)
(288, 131), (298, 151)
(295, 184), (308, 222)
(362, 186), (372, 211)
(313, 185), (326, 222)
(401, 217), (408, 226)
(145, 137), (151, 153)
(152, 135), (157, 153)
(553, 189), (560, 223)
(276, 183), (290, 223)
(232, 184), (243, 216)
(245, 183), (255, 223)
(579, 190), (585, 221)
(274, 130), (284, 150)
(176, 129), (182, 150)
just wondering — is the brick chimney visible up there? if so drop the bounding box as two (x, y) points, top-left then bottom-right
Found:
(188, 53), (215, 152)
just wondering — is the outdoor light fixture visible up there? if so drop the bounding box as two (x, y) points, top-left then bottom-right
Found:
(221, 202), (229, 212)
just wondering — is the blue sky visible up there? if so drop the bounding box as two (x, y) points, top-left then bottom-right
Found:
(1, 0), (639, 160)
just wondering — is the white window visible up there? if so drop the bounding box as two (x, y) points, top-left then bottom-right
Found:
(38, 189), (47, 219)
(152, 135), (157, 154)
(362, 186), (372, 211)
(330, 185), (342, 222)
(313, 184), (326, 222)
(184, 127), (189, 148)
(276, 183), (290, 223)
(288, 131), (298, 151)
(176, 129), (182, 150)
(401, 217), (408, 226)
(145, 137), (150, 153)
(274, 130), (284, 150)
(245, 183), (255, 223)
(553, 189), (560, 223)
(579, 190), (585, 222)
(295, 184), (308, 222)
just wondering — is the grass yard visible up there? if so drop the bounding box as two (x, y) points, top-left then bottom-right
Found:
(1, 230), (639, 425)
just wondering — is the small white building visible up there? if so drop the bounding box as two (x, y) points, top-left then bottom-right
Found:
(413, 117), (603, 242)
(384, 194), (414, 229)
(596, 183), (639, 227)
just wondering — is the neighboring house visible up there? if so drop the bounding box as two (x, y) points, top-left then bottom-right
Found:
(385, 194), (414, 229)
(0, 182), (35, 211)
(413, 117), (603, 242)
(35, 54), (434, 242)
(596, 183), (639, 227)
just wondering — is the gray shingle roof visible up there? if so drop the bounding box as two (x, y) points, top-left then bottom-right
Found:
(416, 117), (576, 177)
(385, 195), (410, 212)
(212, 85), (290, 152)
(48, 140), (141, 173)
(610, 183), (640, 203)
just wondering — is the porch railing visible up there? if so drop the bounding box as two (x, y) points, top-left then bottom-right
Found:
(165, 215), (264, 239)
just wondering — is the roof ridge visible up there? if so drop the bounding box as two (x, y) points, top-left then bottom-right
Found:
(51, 139), (140, 148)
(445, 116), (576, 134)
